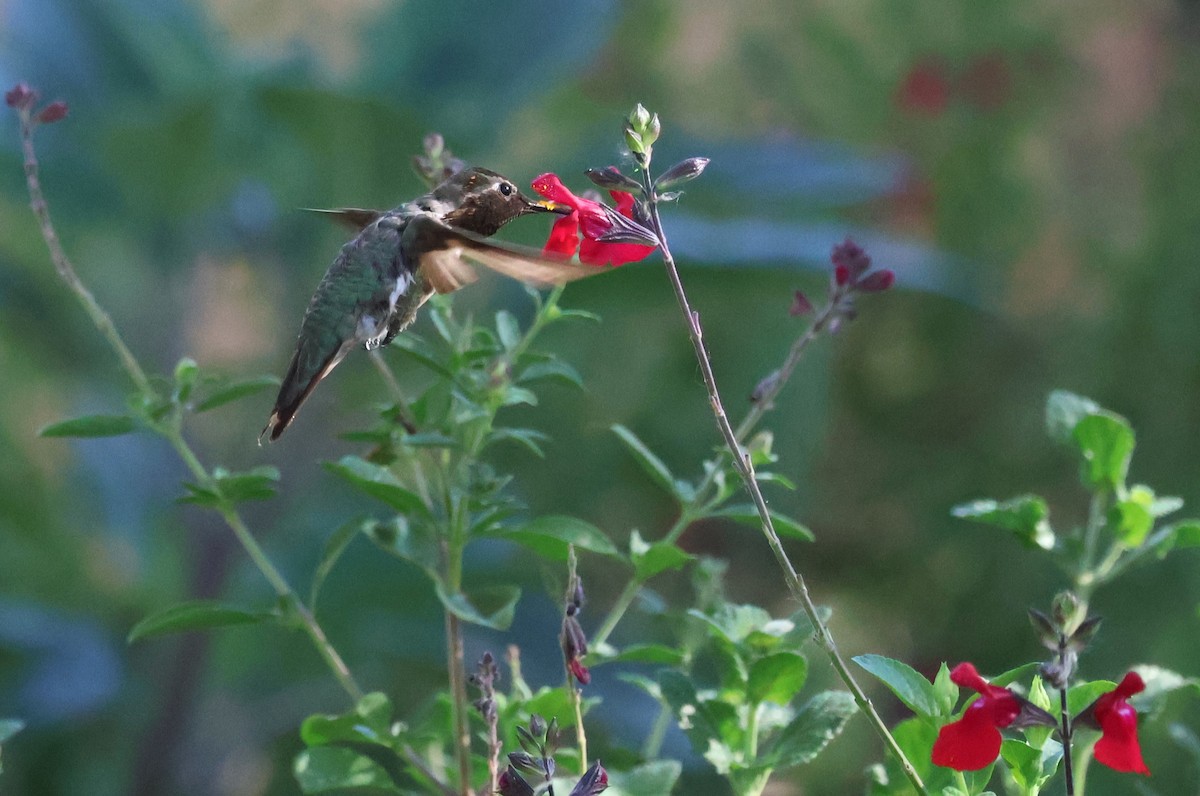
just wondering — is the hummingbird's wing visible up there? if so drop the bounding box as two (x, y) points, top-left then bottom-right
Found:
(406, 215), (597, 295)
(301, 207), (386, 232)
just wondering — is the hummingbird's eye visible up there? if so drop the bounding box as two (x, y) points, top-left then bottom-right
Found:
(499, 182), (513, 196)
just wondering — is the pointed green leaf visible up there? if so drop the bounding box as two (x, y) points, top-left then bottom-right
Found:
(630, 529), (692, 579)
(193, 375), (280, 412)
(495, 310), (521, 351)
(951, 495), (1054, 550)
(301, 692), (394, 746)
(39, 414), (136, 438)
(501, 385), (539, 407)
(487, 427), (549, 457)
(326, 456), (427, 514)
(853, 654), (940, 718)
(932, 662), (958, 717)
(517, 360), (585, 389)
(1073, 412), (1134, 491)
(606, 760), (682, 796)
(294, 746), (402, 793)
(213, 465), (280, 503)
(128, 600), (273, 642)
(748, 652), (808, 705)
(497, 515), (621, 561)
(1045, 390), (1101, 443)
(363, 516), (440, 579)
(310, 518), (362, 611)
(435, 583), (521, 630)
(611, 424), (682, 501)
(1110, 498), (1154, 546)
(688, 603), (773, 644)
(713, 504), (815, 541)
(589, 643), (687, 667)
(761, 690), (857, 769)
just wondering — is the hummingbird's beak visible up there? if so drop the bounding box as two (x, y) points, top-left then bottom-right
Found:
(525, 197), (574, 216)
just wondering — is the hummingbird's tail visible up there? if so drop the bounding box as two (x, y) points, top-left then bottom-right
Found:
(261, 338), (353, 443)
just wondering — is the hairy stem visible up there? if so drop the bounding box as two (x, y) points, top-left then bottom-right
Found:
(640, 168), (928, 795)
(14, 104), (369, 704)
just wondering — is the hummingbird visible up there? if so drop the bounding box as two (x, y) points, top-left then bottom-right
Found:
(262, 167), (594, 441)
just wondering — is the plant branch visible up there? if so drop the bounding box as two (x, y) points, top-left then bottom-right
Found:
(14, 97), (364, 705)
(640, 168), (928, 795)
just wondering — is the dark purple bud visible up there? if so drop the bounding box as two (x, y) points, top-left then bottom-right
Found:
(498, 766), (536, 796)
(585, 166), (643, 195)
(1008, 696), (1059, 731)
(507, 752), (543, 778)
(1028, 608), (1059, 651)
(569, 657), (591, 685)
(5, 82), (37, 110)
(573, 579), (585, 609)
(831, 238), (871, 278)
(857, 269), (895, 292)
(656, 157), (710, 190)
(834, 264), (851, 287)
(568, 761), (609, 796)
(789, 290), (813, 316)
(36, 101), (68, 124)
(528, 714), (546, 738)
(1067, 615), (1103, 653)
(751, 370), (781, 404)
(562, 615), (588, 662)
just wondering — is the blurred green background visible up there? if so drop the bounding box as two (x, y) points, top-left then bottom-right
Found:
(2, 0), (1198, 793)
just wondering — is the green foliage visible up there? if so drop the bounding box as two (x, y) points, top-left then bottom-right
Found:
(855, 654), (945, 719)
(127, 600), (275, 642)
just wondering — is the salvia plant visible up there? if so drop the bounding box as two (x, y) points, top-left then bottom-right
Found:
(7, 83), (1196, 796)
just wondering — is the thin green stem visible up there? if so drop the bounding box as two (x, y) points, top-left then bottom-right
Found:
(641, 704), (672, 759)
(444, 610), (472, 796)
(639, 166), (928, 796)
(15, 105), (367, 704)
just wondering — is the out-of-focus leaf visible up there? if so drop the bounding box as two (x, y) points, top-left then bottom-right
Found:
(1045, 390), (1101, 444)
(181, 466), (280, 506)
(606, 760), (682, 796)
(497, 516), (621, 560)
(589, 643), (687, 667)
(495, 310), (521, 351)
(747, 652), (808, 705)
(128, 600), (273, 642)
(301, 692), (394, 746)
(364, 517), (440, 578)
(629, 529), (692, 579)
(951, 495), (1054, 550)
(293, 746), (402, 793)
(1072, 412), (1134, 491)
(713, 504), (815, 541)
(435, 583), (520, 630)
(759, 690), (857, 769)
(0, 719), (24, 745)
(517, 360), (584, 389)
(310, 518), (362, 611)
(39, 414), (136, 438)
(326, 456), (427, 514)
(611, 424), (686, 501)
(688, 603), (773, 645)
(193, 376), (280, 412)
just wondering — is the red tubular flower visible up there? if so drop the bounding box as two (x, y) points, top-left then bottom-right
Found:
(531, 173), (656, 267)
(1086, 672), (1150, 775)
(932, 663), (1022, 771)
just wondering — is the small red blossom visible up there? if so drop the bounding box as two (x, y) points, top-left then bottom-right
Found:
(897, 58), (951, 116)
(568, 657), (591, 685)
(932, 663), (1022, 771)
(531, 173), (656, 268)
(1085, 672), (1150, 775)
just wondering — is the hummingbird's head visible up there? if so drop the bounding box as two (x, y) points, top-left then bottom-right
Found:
(436, 167), (570, 236)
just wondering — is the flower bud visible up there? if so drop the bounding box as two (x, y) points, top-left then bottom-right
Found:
(5, 82), (37, 110)
(656, 157), (709, 191)
(789, 290), (813, 316)
(831, 238), (871, 278)
(585, 166), (643, 194)
(1052, 591), (1083, 636)
(623, 125), (645, 157)
(36, 101), (69, 124)
(858, 269), (896, 292)
(834, 263), (851, 287)
(498, 766), (536, 796)
(568, 761), (609, 796)
(629, 103), (652, 133)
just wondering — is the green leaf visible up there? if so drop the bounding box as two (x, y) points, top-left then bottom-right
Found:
(364, 516), (440, 579)
(1073, 412), (1134, 491)
(629, 529), (692, 579)
(435, 583), (520, 630)
(294, 746), (402, 793)
(326, 456), (427, 514)
(1000, 738), (1061, 791)
(689, 603), (773, 644)
(495, 310), (521, 351)
(747, 652), (808, 705)
(128, 600), (273, 642)
(1045, 390), (1101, 443)
(301, 692), (394, 746)
(401, 432), (457, 448)
(310, 518), (362, 611)
(517, 359), (585, 389)
(951, 495), (1054, 550)
(589, 643), (687, 667)
(607, 760), (682, 796)
(39, 414), (136, 438)
(497, 515), (622, 561)
(487, 427), (549, 457)
(611, 424), (683, 501)
(1156, 519), (1200, 556)
(761, 690), (857, 769)
(657, 670), (724, 749)
(500, 385), (538, 407)
(1067, 680), (1115, 715)
(1109, 498), (1153, 547)
(216, 465), (280, 502)
(1129, 665), (1200, 712)
(853, 654), (940, 718)
(193, 375), (280, 412)
(713, 504), (815, 541)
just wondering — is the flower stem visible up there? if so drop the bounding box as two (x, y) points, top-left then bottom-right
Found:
(639, 168), (928, 796)
(1058, 635), (1075, 796)
(14, 102), (366, 704)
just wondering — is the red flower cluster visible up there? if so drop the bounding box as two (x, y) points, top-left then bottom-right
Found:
(932, 663), (1150, 777)
(531, 173), (656, 267)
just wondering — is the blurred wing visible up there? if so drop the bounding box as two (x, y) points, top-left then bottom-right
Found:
(408, 216), (597, 295)
(302, 207), (386, 232)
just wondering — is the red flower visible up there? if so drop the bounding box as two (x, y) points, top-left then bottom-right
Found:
(1084, 672), (1150, 775)
(896, 57), (951, 116)
(531, 173), (656, 267)
(932, 663), (1022, 771)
